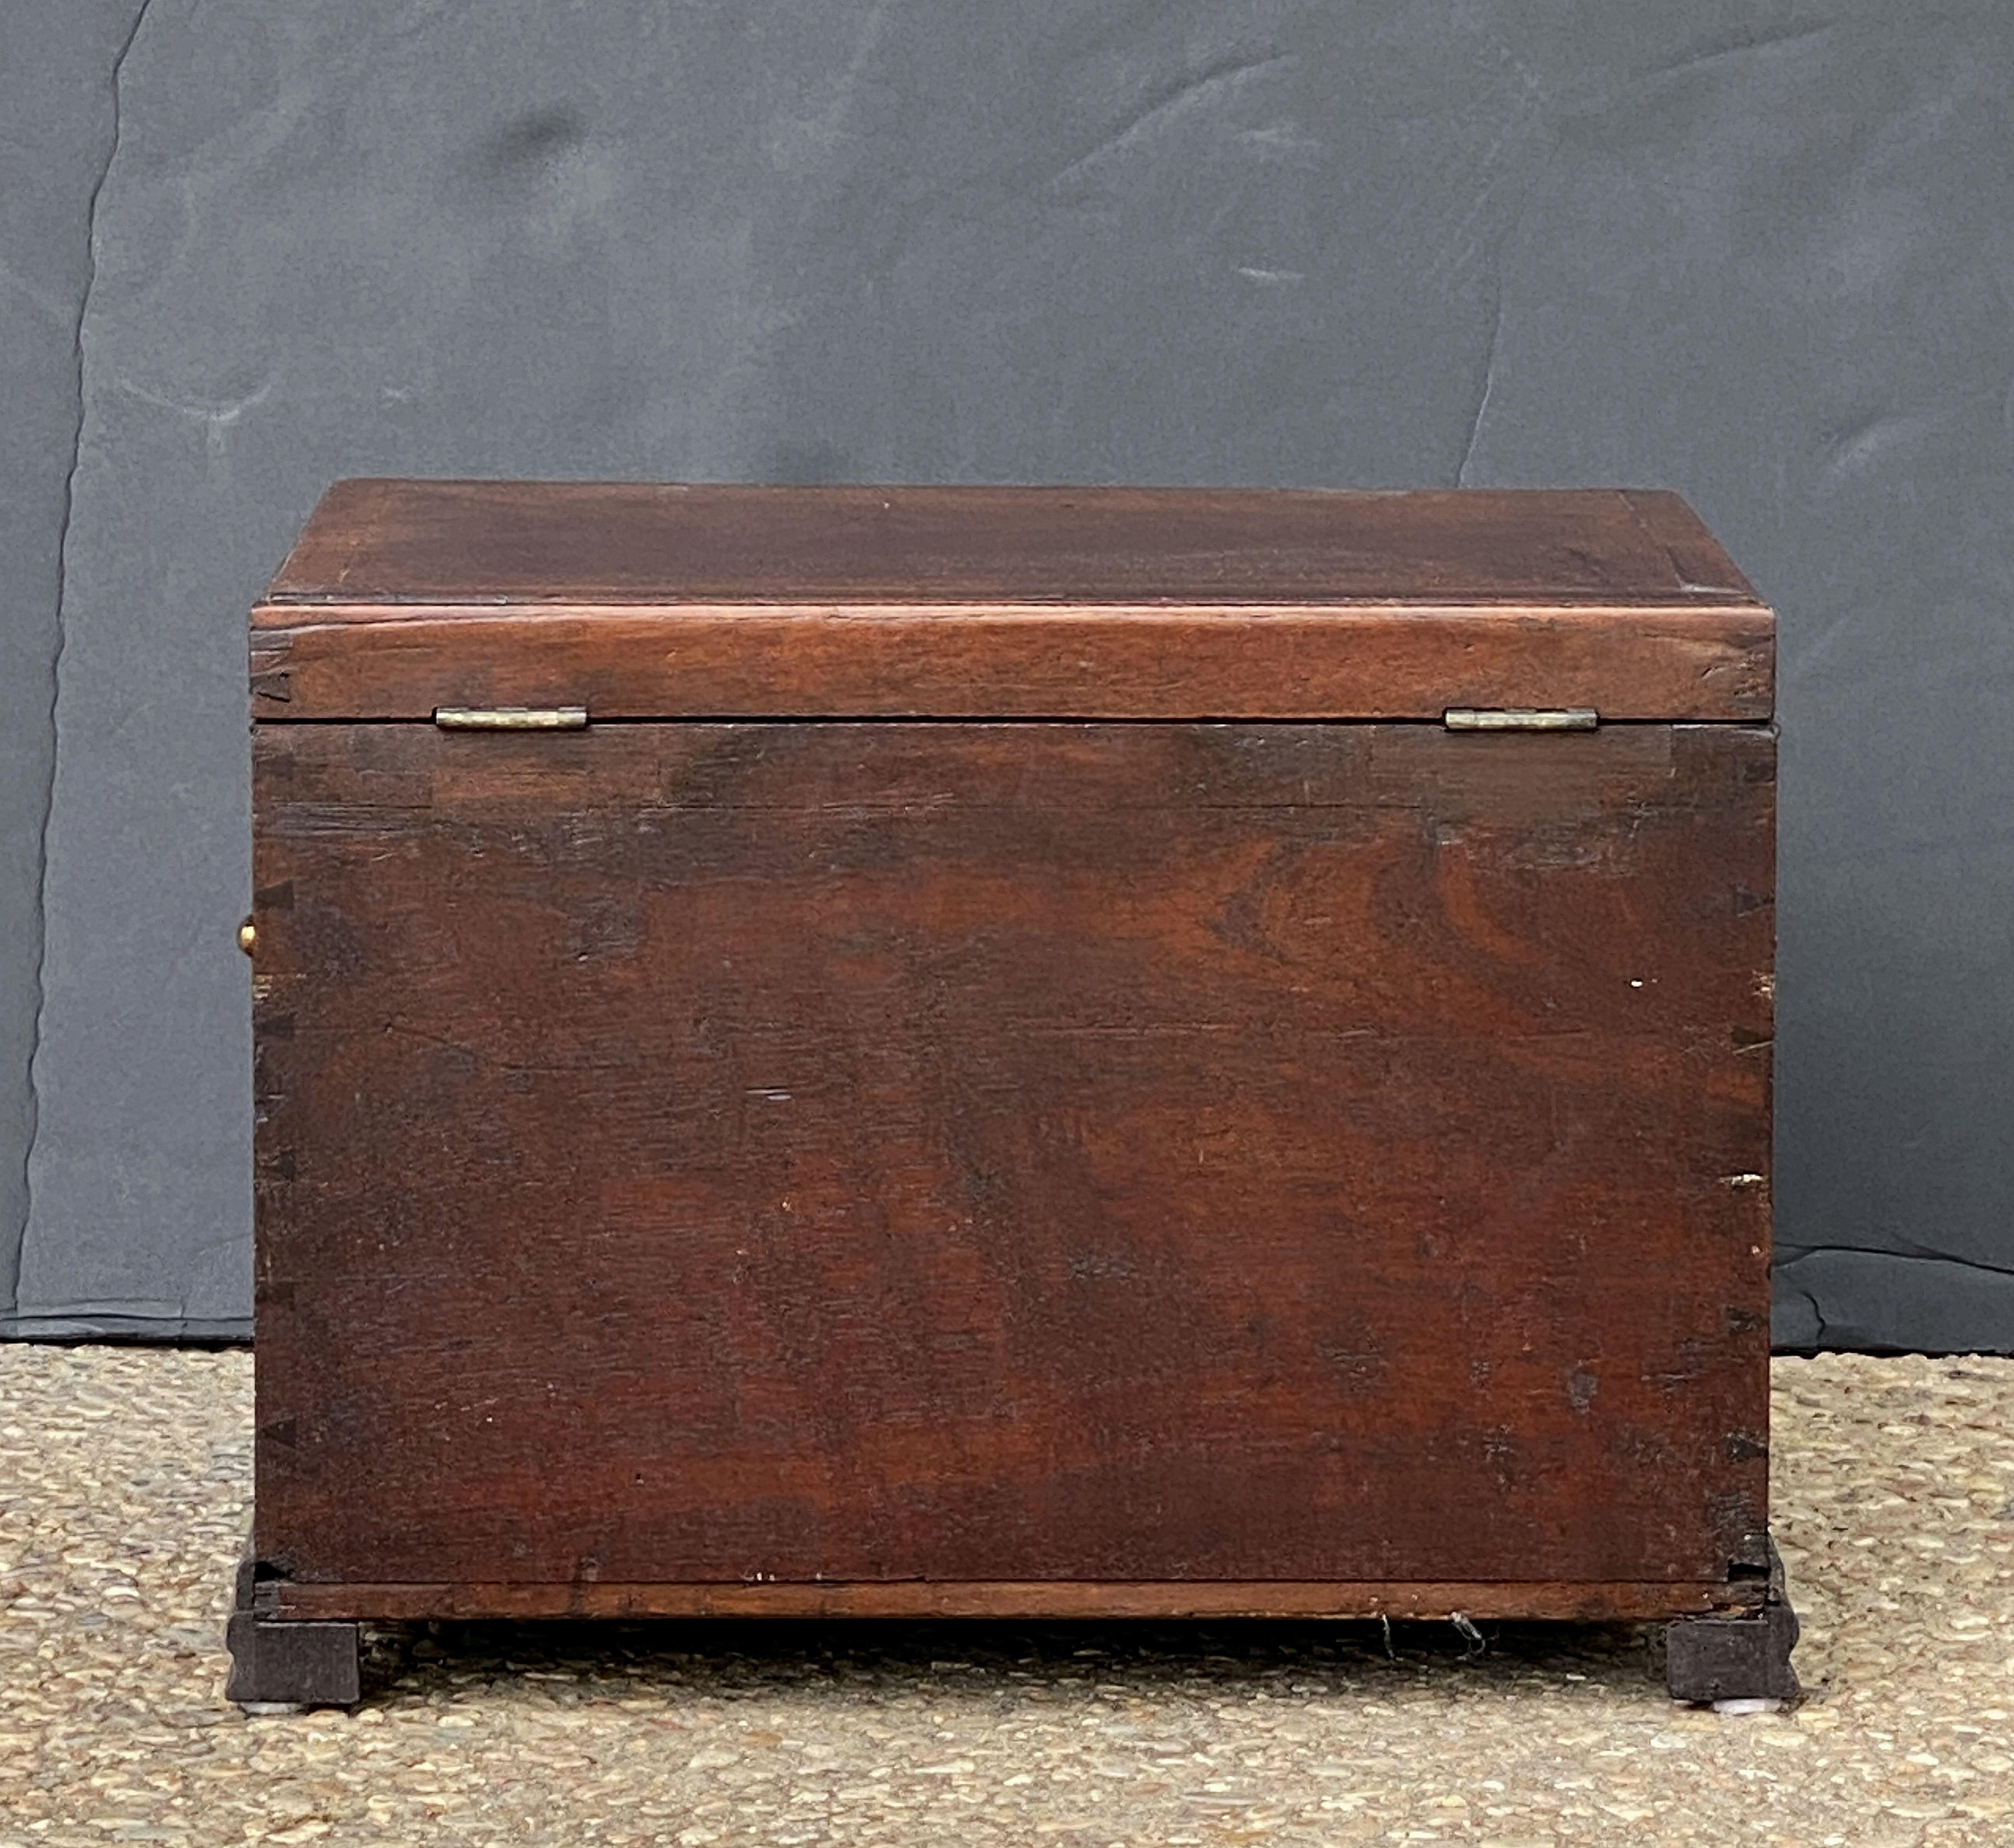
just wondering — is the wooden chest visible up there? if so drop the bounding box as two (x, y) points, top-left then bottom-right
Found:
(230, 482), (1792, 1706)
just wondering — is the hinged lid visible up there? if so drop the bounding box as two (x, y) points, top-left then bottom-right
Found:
(250, 480), (1771, 722)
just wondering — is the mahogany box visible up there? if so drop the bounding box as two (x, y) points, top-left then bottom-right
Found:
(227, 481), (1793, 1706)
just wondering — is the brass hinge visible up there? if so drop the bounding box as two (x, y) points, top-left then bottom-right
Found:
(433, 706), (588, 731)
(1443, 708), (1598, 732)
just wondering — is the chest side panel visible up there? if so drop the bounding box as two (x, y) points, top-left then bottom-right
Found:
(251, 720), (1773, 1588)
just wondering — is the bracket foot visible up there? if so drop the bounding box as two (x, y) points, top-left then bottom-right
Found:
(225, 1554), (361, 1709)
(1666, 1542), (1800, 1704)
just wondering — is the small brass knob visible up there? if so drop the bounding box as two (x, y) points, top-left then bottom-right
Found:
(237, 918), (257, 956)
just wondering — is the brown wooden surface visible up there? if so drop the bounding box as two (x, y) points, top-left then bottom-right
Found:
(265, 482), (1760, 607)
(249, 483), (1772, 722)
(268, 1579), (1762, 1623)
(251, 720), (1773, 1598)
(249, 603), (1772, 724)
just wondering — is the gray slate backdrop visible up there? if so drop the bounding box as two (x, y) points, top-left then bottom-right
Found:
(6, 0), (2012, 1350)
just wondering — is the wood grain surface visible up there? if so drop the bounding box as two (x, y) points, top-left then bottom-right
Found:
(248, 604), (1773, 724)
(266, 1579), (1763, 1623)
(249, 484), (1773, 722)
(250, 720), (1774, 1598)
(265, 482), (1761, 607)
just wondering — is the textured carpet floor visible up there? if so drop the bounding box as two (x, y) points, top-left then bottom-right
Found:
(1, 1349), (2010, 1845)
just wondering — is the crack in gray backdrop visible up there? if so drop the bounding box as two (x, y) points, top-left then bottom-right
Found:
(5, 0), (2012, 1349)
